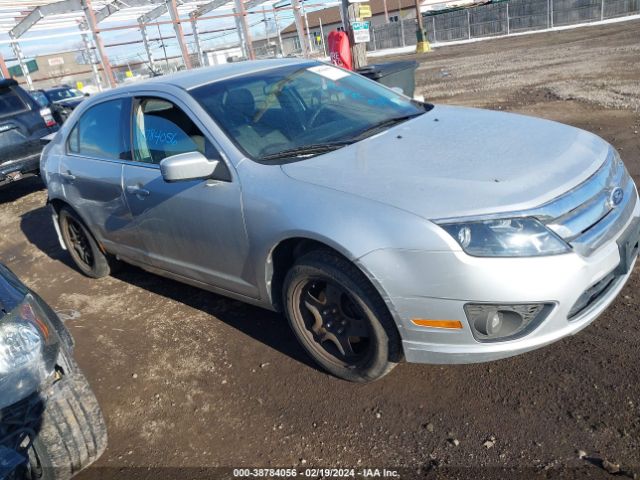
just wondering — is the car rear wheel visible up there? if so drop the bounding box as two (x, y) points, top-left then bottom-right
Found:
(283, 250), (401, 382)
(58, 207), (118, 278)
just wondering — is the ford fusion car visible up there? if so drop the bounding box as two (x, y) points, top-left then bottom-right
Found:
(40, 59), (639, 382)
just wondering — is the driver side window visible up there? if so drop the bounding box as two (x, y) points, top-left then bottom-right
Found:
(133, 97), (218, 165)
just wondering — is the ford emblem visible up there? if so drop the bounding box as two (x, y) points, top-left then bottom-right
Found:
(609, 187), (624, 208)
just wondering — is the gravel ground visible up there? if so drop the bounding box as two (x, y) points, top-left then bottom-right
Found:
(1, 19), (640, 480)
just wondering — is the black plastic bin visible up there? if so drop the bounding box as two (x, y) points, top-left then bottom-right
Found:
(357, 60), (418, 98)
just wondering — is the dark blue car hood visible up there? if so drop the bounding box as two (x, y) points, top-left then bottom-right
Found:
(0, 264), (27, 319)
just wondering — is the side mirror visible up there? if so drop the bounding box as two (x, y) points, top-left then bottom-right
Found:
(159, 151), (219, 182)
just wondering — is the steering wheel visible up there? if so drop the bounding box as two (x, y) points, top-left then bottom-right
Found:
(307, 104), (333, 129)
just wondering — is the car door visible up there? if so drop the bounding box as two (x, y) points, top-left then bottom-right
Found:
(121, 95), (256, 298)
(58, 97), (140, 257)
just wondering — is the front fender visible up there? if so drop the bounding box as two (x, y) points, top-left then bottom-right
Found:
(238, 160), (455, 304)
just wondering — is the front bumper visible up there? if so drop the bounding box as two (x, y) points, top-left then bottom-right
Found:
(358, 201), (640, 365)
(0, 153), (40, 187)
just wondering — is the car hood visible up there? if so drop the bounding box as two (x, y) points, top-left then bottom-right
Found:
(0, 264), (27, 320)
(281, 105), (610, 220)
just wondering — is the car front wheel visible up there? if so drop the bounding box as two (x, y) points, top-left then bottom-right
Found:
(283, 250), (401, 382)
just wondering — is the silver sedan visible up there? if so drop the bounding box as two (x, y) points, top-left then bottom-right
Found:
(40, 59), (640, 382)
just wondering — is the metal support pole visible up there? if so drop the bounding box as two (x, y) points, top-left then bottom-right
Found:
(341, 0), (367, 67)
(233, 9), (246, 57)
(291, 0), (309, 57)
(273, 6), (283, 55)
(432, 15), (436, 42)
(191, 19), (207, 66)
(415, 0), (430, 52)
(371, 22), (376, 50)
(234, 0), (255, 60)
(139, 23), (157, 73)
(550, 0), (554, 27)
(506, 2), (509, 35)
(82, 0), (116, 88)
(0, 54), (9, 79)
(81, 29), (103, 90)
(398, 0), (406, 46)
(167, 0), (192, 69)
(600, 0), (605, 20)
(467, 9), (471, 39)
(263, 8), (270, 55)
(8, 35), (33, 89)
(319, 17), (327, 56)
(383, 0), (389, 23)
(302, 0), (314, 53)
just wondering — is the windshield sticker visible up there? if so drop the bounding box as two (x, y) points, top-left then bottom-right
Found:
(307, 65), (350, 81)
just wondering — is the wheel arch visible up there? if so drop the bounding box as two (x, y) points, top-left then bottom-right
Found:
(47, 197), (107, 254)
(265, 235), (389, 317)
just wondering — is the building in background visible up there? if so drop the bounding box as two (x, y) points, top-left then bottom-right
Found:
(8, 50), (101, 90)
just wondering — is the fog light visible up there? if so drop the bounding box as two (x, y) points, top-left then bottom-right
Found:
(464, 303), (553, 342)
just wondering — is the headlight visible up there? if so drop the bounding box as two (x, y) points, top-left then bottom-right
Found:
(0, 295), (49, 409)
(438, 217), (570, 257)
(0, 322), (42, 375)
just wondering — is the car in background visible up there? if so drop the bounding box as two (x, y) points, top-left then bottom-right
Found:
(0, 262), (107, 479)
(40, 59), (639, 383)
(31, 86), (88, 125)
(0, 79), (58, 188)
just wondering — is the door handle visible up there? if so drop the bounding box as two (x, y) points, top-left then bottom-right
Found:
(60, 171), (76, 181)
(126, 185), (150, 197)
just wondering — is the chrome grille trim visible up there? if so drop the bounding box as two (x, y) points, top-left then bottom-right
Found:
(545, 154), (629, 242)
(540, 149), (637, 256)
(570, 180), (637, 256)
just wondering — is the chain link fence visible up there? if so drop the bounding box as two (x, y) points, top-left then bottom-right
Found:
(366, 0), (640, 50)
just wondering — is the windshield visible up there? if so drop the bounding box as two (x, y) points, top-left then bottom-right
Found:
(190, 62), (428, 162)
(46, 88), (83, 102)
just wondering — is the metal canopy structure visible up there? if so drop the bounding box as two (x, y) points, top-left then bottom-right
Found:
(0, 0), (307, 89)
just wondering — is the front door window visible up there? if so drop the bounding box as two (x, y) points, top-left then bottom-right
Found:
(132, 98), (218, 165)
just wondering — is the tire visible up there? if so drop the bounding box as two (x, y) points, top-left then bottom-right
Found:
(58, 207), (119, 278)
(27, 370), (108, 480)
(283, 249), (401, 382)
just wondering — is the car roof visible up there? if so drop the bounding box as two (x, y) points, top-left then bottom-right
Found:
(121, 58), (316, 93)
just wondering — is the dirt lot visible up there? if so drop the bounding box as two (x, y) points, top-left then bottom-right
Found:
(2, 19), (640, 480)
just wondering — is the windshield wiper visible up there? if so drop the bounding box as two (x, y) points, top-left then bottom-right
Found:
(351, 113), (424, 141)
(259, 141), (353, 161)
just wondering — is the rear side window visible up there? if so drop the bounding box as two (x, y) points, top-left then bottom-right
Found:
(68, 98), (129, 160)
(0, 87), (27, 117)
(30, 91), (49, 108)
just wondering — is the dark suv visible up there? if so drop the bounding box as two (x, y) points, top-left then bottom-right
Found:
(31, 86), (87, 125)
(0, 79), (58, 188)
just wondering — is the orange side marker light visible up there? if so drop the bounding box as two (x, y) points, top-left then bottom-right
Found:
(411, 319), (463, 329)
